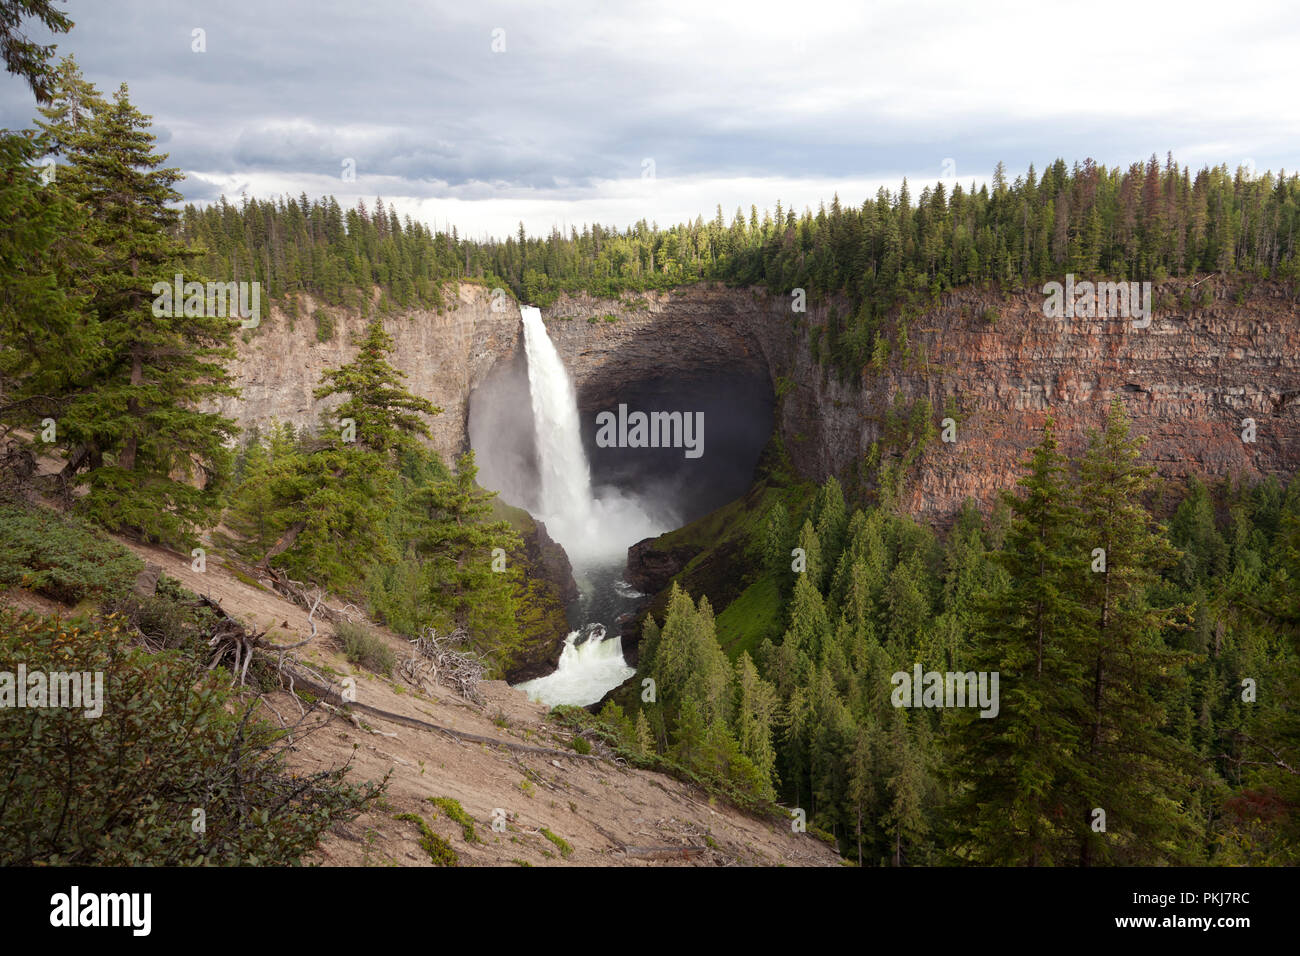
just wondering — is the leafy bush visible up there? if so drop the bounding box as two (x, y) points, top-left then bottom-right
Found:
(0, 609), (384, 865)
(0, 505), (142, 604)
(103, 574), (215, 651)
(335, 620), (396, 675)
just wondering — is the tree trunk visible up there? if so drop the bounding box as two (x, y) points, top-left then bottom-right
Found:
(260, 520), (307, 566)
(118, 348), (144, 472)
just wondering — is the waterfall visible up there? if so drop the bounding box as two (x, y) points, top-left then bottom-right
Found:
(513, 305), (651, 707)
(520, 306), (596, 553)
(519, 305), (663, 565)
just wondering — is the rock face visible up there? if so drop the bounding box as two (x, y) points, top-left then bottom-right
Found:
(213, 285), (524, 466)
(501, 513), (578, 683)
(221, 278), (1300, 526)
(624, 536), (693, 595)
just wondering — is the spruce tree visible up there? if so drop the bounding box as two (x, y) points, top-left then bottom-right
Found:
(40, 74), (237, 543)
(1072, 399), (1198, 864)
(949, 417), (1090, 865)
(313, 319), (439, 454)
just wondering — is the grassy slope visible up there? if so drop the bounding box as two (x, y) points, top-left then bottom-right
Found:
(625, 435), (814, 663)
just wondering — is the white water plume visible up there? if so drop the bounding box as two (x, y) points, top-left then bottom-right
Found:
(515, 624), (635, 708)
(519, 305), (664, 565)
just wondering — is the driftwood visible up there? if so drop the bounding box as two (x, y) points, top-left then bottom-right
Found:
(260, 566), (363, 627)
(279, 663), (601, 762)
(400, 626), (487, 703)
(619, 845), (707, 861)
(200, 591), (320, 686)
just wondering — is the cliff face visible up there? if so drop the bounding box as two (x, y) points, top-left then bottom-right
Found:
(221, 278), (1300, 525)
(833, 279), (1300, 519)
(213, 285), (522, 466)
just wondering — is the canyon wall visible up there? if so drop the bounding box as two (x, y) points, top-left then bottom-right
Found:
(220, 278), (1300, 522)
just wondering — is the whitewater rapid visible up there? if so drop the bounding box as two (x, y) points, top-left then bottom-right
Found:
(514, 624), (635, 707)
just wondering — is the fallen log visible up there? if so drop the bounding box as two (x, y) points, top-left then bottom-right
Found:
(619, 845), (707, 861)
(279, 664), (602, 762)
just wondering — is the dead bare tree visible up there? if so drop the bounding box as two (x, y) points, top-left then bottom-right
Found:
(201, 592), (320, 688)
(400, 626), (488, 703)
(261, 566), (364, 627)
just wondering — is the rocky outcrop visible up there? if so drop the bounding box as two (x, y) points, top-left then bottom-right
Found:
(529, 518), (579, 606)
(221, 277), (1300, 526)
(625, 536), (695, 595)
(213, 284), (524, 466)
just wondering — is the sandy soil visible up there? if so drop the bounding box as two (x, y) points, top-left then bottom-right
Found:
(92, 538), (843, 868)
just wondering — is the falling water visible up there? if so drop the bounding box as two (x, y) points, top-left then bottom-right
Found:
(515, 624), (633, 707)
(520, 306), (596, 552)
(514, 305), (657, 706)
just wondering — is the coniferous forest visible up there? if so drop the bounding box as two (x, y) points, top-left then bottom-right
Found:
(0, 0), (1297, 908)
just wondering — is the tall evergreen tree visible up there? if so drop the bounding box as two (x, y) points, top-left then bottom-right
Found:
(39, 73), (237, 543)
(1072, 400), (1198, 864)
(949, 417), (1090, 865)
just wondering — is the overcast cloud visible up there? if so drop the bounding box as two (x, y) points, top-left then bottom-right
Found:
(2, 0), (1296, 237)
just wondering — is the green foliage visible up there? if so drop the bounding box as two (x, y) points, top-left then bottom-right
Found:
(539, 827), (572, 858)
(0, 0), (74, 102)
(313, 320), (440, 455)
(30, 63), (238, 545)
(0, 504), (142, 604)
(0, 609), (384, 865)
(393, 813), (458, 866)
(313, 308), (336, 342)
(427, 797), (480, 843)
(335, 620), (396, 676)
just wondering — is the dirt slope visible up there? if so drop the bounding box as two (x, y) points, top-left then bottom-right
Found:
(113, 539), (842, 868)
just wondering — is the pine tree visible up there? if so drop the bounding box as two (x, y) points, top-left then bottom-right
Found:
(949, 417), (1090, 865)
(41, 75), (237, 543)
(0, 127), (89, 445)
(1072, 399), (1198, 864)
(407, 451), (523, 664)
(634, 709), (654, 756)
(0, 0), (73, 102)
(883, 709), (927, 866)
(732, 651), (778, 795)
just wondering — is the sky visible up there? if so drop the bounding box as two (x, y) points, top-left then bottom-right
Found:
(2, 0), (1297, 239)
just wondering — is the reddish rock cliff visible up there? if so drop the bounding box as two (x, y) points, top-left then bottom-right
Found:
(220, 278), (1300, 524)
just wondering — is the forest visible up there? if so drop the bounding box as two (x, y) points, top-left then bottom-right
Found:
(0, 30), (1296, 867)
(584, 410), (1300, 865)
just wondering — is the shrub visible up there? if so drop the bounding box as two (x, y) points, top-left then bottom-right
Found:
(428, 797), (480, 842)
(571, 735), (592, 755)
(980, 307), (999, 324)
(314, 309), (336, 342)
(0, 505), (142, 605)
(394, 813), (458, 866)
(0, 609), (384, 865)
(539, 827), (573, 858)
(335, 620), (396, 675)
